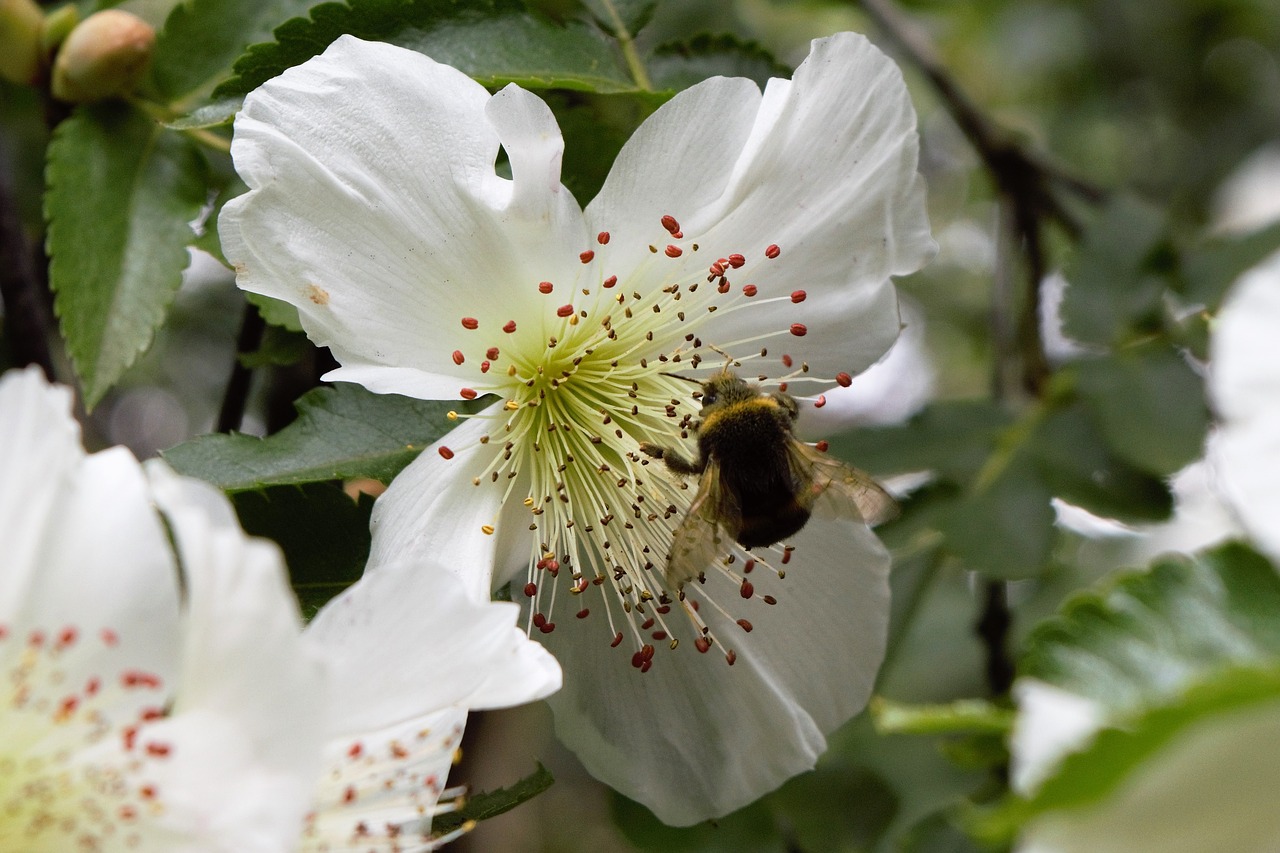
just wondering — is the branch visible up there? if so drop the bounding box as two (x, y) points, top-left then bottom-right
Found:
(216, 301), (265, 432)
(0, 147), (56, 379)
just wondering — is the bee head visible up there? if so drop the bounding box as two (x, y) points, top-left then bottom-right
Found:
(698, 371), (757, 413)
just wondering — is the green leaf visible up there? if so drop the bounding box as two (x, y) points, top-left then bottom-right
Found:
(648, 33), (791, 92)
(1020, 543), (1280, 714)
(245, 291), (304, 332)
(432, 763), (555, 835)
(238, 323), (311, 368)
(162, 383), (474, 490)
(768, 765), (899, 853)
(872, 698), (1013, 737)
(232, 482), (373, 615)
(1179, 219), (1280, 310)
(1061, 195), (1168, 346)
(978, 665), (1280, 839)
(613, 793), (784, 853)
(827, 400), (1014, 482)
(1072, 342), (1208, 477)
(152, 0), (317, 104)
(1029, 403), (1173, 523)
(212, 0), (634, 103)
(581, 0), (656, 37)
(46, 103), (209, 409)
(939, 452), (1055, 579)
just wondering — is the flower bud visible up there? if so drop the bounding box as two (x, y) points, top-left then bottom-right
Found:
(0, 0), (44, 85)
(51, 9), (155, 103)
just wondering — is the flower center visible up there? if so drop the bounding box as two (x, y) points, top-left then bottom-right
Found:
(440, 214), (832, 671)
(0, 622), (171, 849)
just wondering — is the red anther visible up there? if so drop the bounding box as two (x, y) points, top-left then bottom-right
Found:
(597, 231), (611, 244)
(140, 707), (164, 721)
(836, 372), (853, 387)
(58, 696), (78, 717)
(123, 726), (138, 750)
(611, 632), (624, 648)
(101, 628), (118, 646)
(480, 361), (491, 373)
(640, 617), (655, 630)
(765, 244), (781, 259)
(665, 245), (683, 258)
(726, 649), (737, 665)
(577, 608), (590, 619)
(709, 261), (725, 276)
(790, 290), (807, 303)
(631, 651), (645, 668)
(781, 549), (793, 565)
(438, 446), (455, 460)
(661, 214), (680, 235)
(779, 382), (789, 392)
(652, 630), (668, 640)
(461, 317), (479, 330)
(538, 281), (554, 294)
(641, 644), (655, 661)
(603, 275), (618, 288)
(718, 281), (730, 293)
(58, 627), (77, 647)
(532, 613), (547, 628)
(580, 250), (595, 263)
(727, 253), (746, 268)
(763, 595), (778, 605)
(816, 440), (829, 452)
(451, 350), (465, 365)
(740, 580), (754, 599)
(790, 323), (808, 337)
(523, 582), (537, 597)
(503, 320), (517, 333)
(556, 304), (574, 318)
(743, 284), (758, 297)
(538, 622), (556, 633)
(85, 677), (100, 696)
(640, 659), (653, 673)
(737, 619), (754, 633)
(743, 559), (755, 574)
(145, 742), (171, 757)
(545, 559), (560, 573)
(460, 388), (478, 400)
(486, 347), (500, 360)
(695, 637), (712, 653)
(348, 742), (363, 759)
(656, 604), (671, 614)
(814, 394), (827, 408)
(28, 630), (44, 647)
(343, 786), (357, 804)
(782, 354), (793, 368)
(673, 231), (683, 239)
(139, 785), (157, 800)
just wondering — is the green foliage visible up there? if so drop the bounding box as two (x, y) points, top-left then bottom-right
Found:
(432, 763), (555, 835)
(1021, 543), (1280, 713)
(151, 0), (317, 103)
(648, 33), (790, 91)
(581, 0), (656, 36)
(232, 482), (373, 614)
(211, 0), (635, 102)
(45, 103), (209, 409)
(162, 382), (470, 490)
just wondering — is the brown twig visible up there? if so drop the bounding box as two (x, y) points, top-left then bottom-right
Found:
(0, 146), (56, 379)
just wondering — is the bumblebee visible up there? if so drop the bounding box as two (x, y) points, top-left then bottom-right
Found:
(640, 371), (898, 585)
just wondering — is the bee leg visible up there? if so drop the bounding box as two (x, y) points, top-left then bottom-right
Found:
(638, 442), (703, 476)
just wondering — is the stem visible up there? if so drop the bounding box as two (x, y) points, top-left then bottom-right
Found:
(216, 301), (265, 432)
(976, 580), (1014, 696)
(0, 148), (56, 379)
(183, 126), (232, 154)
(600, 0), (653, 91)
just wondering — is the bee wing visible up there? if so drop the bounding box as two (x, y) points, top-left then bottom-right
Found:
(666, 460), (740, 587)
(788, 440), (899, 527)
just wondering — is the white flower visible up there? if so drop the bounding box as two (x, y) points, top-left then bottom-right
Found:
(220, 33), (934, 824)
(1210, 250), (1280, 564)
(0, 367), (559, 850)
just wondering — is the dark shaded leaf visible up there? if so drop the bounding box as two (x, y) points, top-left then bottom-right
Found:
(432, 763), (555, 834)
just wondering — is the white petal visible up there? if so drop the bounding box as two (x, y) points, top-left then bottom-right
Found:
(221, 36), (588, 402)
(368, 410), (512, 602)
(145, 461), (327, 846)
(587, 32), (934, 378)
(306, 558), (560, 737)
(534, 516), (889, 825)
(0, 367), (85, 607)
(1209, 251), (1280, 560)
(303, 707), (467, 852)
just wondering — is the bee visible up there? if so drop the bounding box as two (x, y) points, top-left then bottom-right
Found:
(640, 371), (898, 585)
